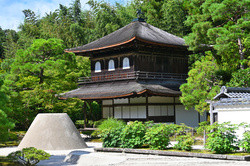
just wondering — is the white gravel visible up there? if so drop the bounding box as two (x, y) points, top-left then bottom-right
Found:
(1, 142), (249, 166)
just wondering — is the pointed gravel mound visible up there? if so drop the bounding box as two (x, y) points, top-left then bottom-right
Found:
(18, 113), (88, 150)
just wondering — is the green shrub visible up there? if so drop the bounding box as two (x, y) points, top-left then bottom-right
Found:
(101, 127), (123, 147)
(75, 120), (85, 128)
(8, 147), (50, 166)
(206, 122), (239, 154)
(196, 121), (210, 135)
(173, 124), (195, 151)
(240, 131), (250, 153)
(75, 120), (94, 128)
(145, 124), (171, 150)
(166, 123), (179, 136)
(93, 119), (105, 127)
(173, 133), (195, 151)
(92, 118), (126, 137)
(120, 121), (147, 148)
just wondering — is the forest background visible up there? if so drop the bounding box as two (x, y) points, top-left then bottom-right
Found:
(0, 0), (249, 140)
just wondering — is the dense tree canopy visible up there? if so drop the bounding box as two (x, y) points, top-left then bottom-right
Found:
(0, 0), (249, 132)
(180, 0), (250, 113)
(0, 68), (14, 141)
(2, 38), (89, 129)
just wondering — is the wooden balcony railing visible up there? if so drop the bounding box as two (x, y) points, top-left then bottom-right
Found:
(78, 71), (187, 84)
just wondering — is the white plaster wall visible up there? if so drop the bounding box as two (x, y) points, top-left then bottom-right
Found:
(114, 106), (122, 118)
(148, 96), (174, 103)
(130, 106), (138, 118)
(215, 105), (250, 138)
(175, 105), (199, 127)
(161, 106), (168, 116)
(168, 105), (174, 116)
(103, 100), (112, 105)
(130, 97), (146, 103)
(138, 106), (146, 118)
(103, 107), (111, 118)
(114, 98), (128, 104)
(123, 106), (130, 118)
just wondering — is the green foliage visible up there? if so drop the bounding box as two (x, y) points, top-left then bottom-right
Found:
(227, 68), (250, 87)
(174, 133), (195, 151)
(0, 27), (6, 58)
(184, 0), (249, 70)
(161, 0), (190, 37)
(92, 118), (126, 137)
(2, 38), (75, 129)
(144, 124), (171, 150)
(240, 131), (250, 153)
(0, 75), (14, 141)
(96, 118), (126, 147)
(101, 127), (124, 148)
(180, 54), (221, 113)
(8, 147), (50, 166)
(206, 122), (239, 154)
(196, 121), (210, 135)
(120, 121), (148, 148)
(166, 123), (180, 136)
(93, 119), (105, 127)
(173, 124), (195, 151)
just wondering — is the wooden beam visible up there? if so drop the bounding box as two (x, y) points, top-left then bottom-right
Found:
(103, 103), (182, 107)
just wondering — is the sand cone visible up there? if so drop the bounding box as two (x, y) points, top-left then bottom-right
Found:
(18, 113), (88, 150)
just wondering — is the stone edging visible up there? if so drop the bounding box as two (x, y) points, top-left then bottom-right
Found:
(94, 148), (250, 161)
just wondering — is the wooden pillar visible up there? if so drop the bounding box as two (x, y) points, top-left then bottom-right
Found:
(174, 97), (176, 124)
(88, 101), (93, 121)
(112, 99), (115, 118)
(210, 101), (214, 125)
(198, 111), (201, 124)
(83, 102), (87, 128)
(146, 95), (149, 120)
(101, 100), (103, 119)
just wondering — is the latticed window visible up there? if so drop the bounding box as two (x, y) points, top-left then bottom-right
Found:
(123, 57), (130, 69)
(108, 59), (115, 71)
(95, 61), (101, 72)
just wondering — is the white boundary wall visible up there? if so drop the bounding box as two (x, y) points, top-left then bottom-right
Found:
(214, 104), (250, 138)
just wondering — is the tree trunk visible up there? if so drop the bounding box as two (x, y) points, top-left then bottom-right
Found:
(39, 68), (44, 84)
(238, 37), (245, 69)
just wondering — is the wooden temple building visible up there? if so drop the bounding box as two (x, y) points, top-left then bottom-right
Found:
(61, 18), (206, 127)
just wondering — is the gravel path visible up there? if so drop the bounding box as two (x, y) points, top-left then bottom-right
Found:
(1, 143), (249, 166)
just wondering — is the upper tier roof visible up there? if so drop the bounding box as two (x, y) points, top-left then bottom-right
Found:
(65, 20), (187, 54)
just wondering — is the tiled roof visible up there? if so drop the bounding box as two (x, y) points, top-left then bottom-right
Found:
(59, 80), (182, 100)
(213, 86), (250, 106)
(65, 20), (186, 54)
(213, 97), (250, 106)
(213, 86), (250, 100)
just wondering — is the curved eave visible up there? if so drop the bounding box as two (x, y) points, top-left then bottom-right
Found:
(59, 89), (180, 100)
(64, 36), (189, 55)
(59, 89), (146, 100)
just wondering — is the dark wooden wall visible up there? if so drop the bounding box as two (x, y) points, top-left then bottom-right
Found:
(134, 54), (188, 74)
(89, 44), (189, 77)
(91, 55), (135, 77)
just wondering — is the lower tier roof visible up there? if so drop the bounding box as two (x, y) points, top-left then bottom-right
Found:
(59, 80), (183, 100)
